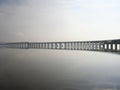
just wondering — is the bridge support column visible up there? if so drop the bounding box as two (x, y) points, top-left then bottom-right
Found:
(93, 42), (95, 50)
(73, 42), (75, 50)
(38, 43), (40, 48)
(94, 42), (97, 50)
(30, 43), (31, 48)
(20, 43), (22, 48)
(77, 42), (79, 50)
(44, 43), (46, 49)
(43, 43), (45, 49)
(47, 43), (49, 49)
(71, 42), (73, 50)
(55, 43), (57, 49)
(68, 42), (71, 50)
(87, 42), (90, 50)
(32, 43), (34, 48)
(30, 43), (32, 48)
(59, 43), (61, 49)
(99, 42), (102, 50)
(74, 42), (76, 50)
(76, 42), (77, 50)
(69, 42), (72, 50)
(106, 44), (109, 51)
(83, 42), (86, 50)
(103, 43), (106, 50)
(79, 42), (81, 50)
(34, 43), (36, 48)
(115, 44), (117, 51)
(51, 43), (53, 49)
(92, 42), (95, 50)
(41, 43), (42, 49)
(82, 42), (84, 50)
(70, 42), (72, 50)
(64, 42), (66, 49)
(66, 43), (68, 49)
(80, 42), (82, 50)
(49, 43), (51, 49)
(84, 42), (86, 50)
(81, 42), (83, 50)
(86, 42), (88, 50)
(119, 43), (120, 51)
(88, 42), (91, 50)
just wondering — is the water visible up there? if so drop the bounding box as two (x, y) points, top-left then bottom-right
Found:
(0, 48), (120, 90)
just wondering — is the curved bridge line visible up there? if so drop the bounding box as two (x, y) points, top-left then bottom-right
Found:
(4, 39), (120, 52)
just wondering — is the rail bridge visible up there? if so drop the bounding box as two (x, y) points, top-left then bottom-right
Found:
(4, 39), (120, 52)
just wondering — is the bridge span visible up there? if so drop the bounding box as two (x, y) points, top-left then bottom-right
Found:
(4, 39), (120, 52)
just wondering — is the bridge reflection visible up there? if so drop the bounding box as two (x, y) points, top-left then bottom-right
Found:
(3, 39), (120, 54)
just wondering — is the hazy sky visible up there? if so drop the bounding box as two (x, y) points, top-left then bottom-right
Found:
(0, 0), (120, 42)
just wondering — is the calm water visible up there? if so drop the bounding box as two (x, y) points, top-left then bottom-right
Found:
(0, 48), (120, 90)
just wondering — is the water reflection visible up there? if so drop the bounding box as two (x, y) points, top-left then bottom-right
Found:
(0, 48), (120, 90)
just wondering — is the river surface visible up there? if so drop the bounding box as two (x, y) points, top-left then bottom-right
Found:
(0, 48), (120, 90)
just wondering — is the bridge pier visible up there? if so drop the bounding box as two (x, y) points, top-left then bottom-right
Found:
(110, 44), (113, 51)
(115, 44), (117, 51)
(55, 43), (57, 49)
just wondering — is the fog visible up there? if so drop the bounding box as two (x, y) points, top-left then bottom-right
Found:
(0, 0), (120, 42)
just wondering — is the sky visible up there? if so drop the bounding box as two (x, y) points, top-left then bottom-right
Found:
(0, 0), (120, 42)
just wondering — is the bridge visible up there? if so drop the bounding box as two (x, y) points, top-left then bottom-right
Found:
(3, 39), (120, 53)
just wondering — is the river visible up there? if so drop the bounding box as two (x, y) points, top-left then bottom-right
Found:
(0, 48), (120, 90)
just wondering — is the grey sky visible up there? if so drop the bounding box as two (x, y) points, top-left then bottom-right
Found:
(0, 0), (120, 42)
